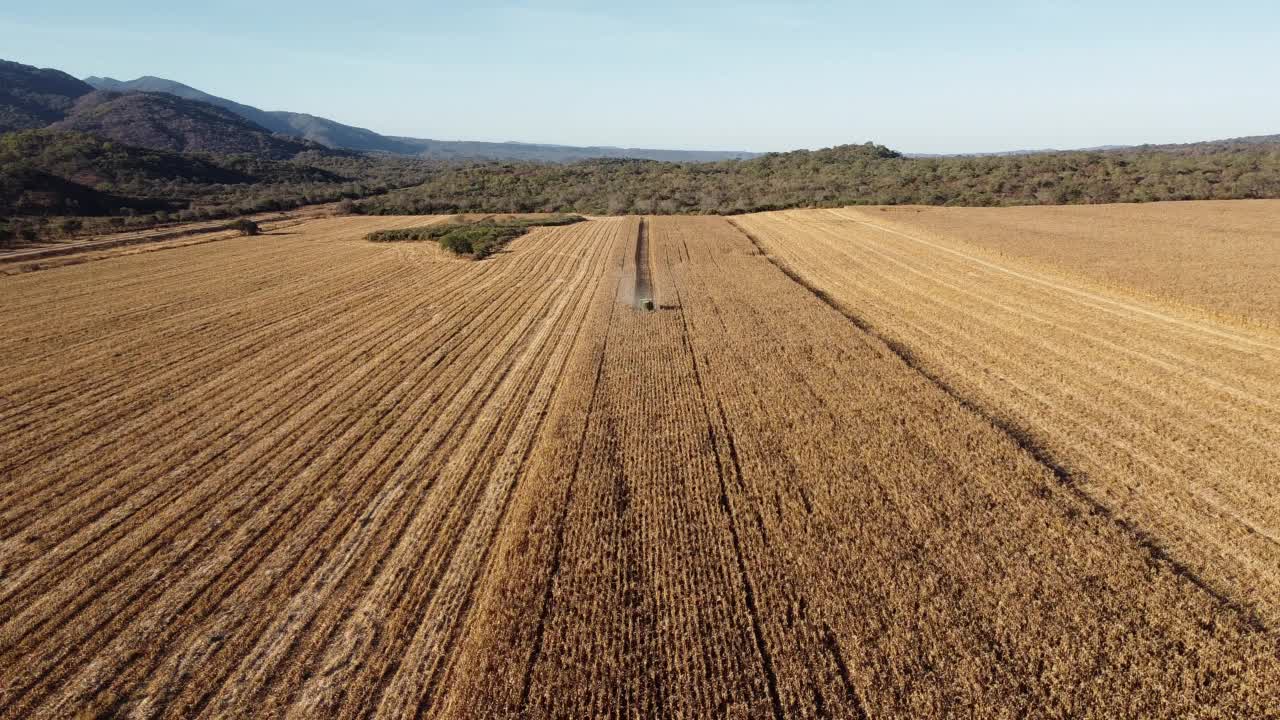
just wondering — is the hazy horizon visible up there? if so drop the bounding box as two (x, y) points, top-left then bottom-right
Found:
(4, 1), (1278, 154)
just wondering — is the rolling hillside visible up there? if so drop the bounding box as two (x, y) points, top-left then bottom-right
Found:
(0, 129), (346, 218)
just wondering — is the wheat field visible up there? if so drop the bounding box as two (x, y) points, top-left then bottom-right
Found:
(1, 207), (1277, 718)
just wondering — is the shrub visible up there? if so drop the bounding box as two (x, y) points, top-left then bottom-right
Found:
(229, 218), (261, 236)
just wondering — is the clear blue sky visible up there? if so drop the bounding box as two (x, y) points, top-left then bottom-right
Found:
(3, 1), (1277, 153)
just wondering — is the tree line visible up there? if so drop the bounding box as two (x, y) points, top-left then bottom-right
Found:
(354, 142), (1280, 216)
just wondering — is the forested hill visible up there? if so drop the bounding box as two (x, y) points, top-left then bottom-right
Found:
(0, 129), (434, 240)
(50, 91), (324, 160)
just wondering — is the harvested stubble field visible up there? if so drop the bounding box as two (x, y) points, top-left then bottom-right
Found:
(735, 205), (1280, 631)
(1, 206), (1278, 718)
(857, 200), (1280, 328)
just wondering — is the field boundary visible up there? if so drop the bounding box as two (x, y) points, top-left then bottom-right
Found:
(725, 217), (1269, 633)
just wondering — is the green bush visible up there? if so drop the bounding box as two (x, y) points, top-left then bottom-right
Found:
(229, 218), (261, 236)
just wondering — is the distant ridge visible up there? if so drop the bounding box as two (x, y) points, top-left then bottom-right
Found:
(84, 75), (760, 163)
(909, 135), (1280, 158)
(85, 75), (424, 154)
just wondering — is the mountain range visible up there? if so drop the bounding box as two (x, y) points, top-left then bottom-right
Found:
(2, 58), (758, 163)
(81, 74), (759, 162)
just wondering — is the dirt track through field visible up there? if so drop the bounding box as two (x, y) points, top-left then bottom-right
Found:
(2, 212), (1278, 718)
(633, 218), (654, 309)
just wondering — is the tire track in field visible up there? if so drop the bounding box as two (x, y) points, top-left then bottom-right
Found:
(633, 218), (654, 310)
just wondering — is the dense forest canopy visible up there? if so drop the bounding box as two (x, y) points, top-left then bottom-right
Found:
(354, 142), (1280, 216)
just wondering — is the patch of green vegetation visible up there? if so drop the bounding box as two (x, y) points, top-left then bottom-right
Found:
(366, 214), (584, 259)
(229, 218), (261, 236)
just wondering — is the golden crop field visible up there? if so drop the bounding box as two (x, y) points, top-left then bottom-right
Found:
(858, 200), (1280, 327)
(1, 207), (1278, 718)
(736, 206), (1280, 625)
